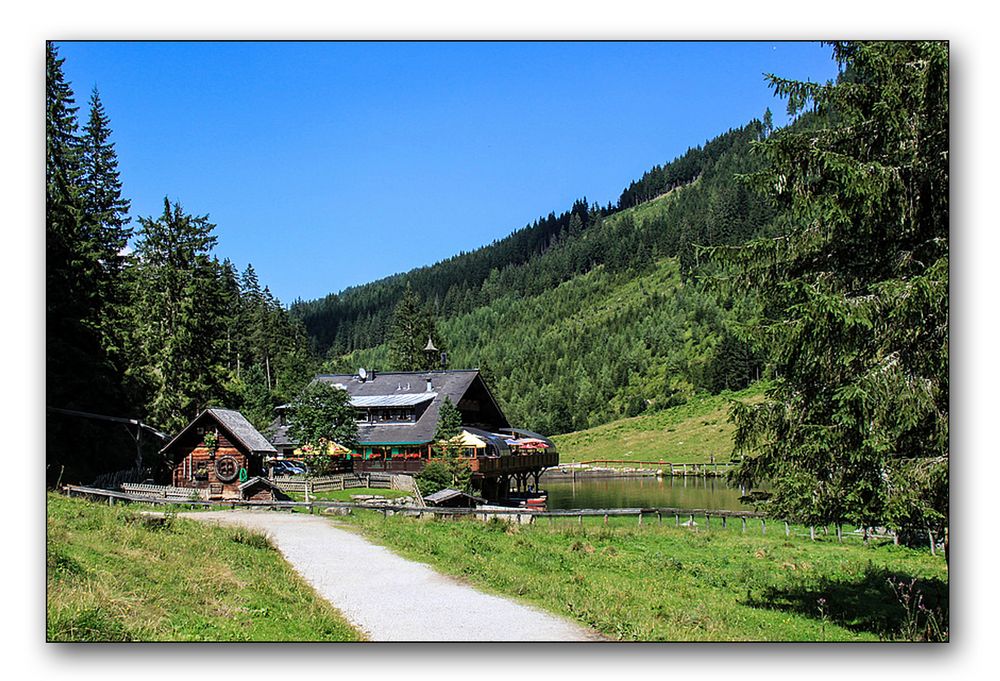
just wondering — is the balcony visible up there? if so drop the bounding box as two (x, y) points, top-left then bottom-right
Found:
(467, 450), (559, 475)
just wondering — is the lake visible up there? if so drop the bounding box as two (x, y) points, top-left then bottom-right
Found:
(543, 475), (755, 512)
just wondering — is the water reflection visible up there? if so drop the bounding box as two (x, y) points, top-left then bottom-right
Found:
(544, 475), (756, 512)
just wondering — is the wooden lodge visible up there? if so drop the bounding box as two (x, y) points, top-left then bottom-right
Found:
(267, 369), (559, 501)
(161, 408), (282, 501)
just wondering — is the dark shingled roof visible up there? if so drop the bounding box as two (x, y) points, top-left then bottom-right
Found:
(267, 370), (509, 448)
(423, 488), (486, 506)
(160, 408), (277, 456)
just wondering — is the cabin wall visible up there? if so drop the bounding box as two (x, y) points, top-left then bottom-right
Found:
(168, 431), (263, 498)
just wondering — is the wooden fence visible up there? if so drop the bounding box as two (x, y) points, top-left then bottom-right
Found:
(270, 472), (423, 504)
(120, 483), (208, 501)
(569, 460), (736, 477)
(61, 484), (940, 551)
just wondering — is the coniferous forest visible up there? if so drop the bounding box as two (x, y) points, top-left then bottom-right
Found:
(47, 41), (947, 538)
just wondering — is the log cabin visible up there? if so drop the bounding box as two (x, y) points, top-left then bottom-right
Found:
(161, 408), (279, 500)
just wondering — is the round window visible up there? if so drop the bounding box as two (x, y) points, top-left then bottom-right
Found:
(215, 456), (240, 483)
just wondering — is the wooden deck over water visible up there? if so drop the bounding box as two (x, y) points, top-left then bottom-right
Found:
(468, 451), (559, 475)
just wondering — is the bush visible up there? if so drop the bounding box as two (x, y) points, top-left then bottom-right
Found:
(416, 461), (452, 496)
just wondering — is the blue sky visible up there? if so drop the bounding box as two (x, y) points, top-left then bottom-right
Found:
(56, 41), (841, 304)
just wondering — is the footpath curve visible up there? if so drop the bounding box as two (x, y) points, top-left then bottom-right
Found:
(184, 510), (601, 642)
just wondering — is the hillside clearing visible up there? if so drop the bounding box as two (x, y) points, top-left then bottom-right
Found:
(553, 384), (766, 464)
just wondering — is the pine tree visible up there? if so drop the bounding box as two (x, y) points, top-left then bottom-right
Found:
(81, 87), (133, 362)
(46, 43), (134, 482)
(387, 284), (444, 371)
(720, 41), (949, 536)
(434, 397), (463, 441)
(128, 198), (228, 433)
(236, 363), (275, 431)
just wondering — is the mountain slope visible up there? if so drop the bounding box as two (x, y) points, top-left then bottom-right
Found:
(294, 118), (776, 436)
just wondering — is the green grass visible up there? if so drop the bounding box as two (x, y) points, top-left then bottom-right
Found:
(552, 384), (766, 465)
(342, 510), (948, 641)
(46, 492), (364, 641)
(285, 487), (413, 503)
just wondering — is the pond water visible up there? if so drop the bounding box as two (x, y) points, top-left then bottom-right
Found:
(543, 475), (756, 513)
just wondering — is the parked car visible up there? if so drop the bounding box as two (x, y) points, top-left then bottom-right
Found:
(270, 460), (300, 477)
(285, 460), (309, 475)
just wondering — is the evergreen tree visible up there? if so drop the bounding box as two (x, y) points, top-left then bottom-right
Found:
(431, 397), (471, 492)
(387, 284), (445, 371)
(80, 87), (133, 364)
(128, 198), (229, 433)
(46, 43), (134, 483)
(434, 397), (463, 441)
(235, 363), (276, 431)
(720, 41), (949, 536)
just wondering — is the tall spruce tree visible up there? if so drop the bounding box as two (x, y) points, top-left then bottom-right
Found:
(81, 87), (133, 363)
(128, 198), (229, 433)
(387, 284), (445, 371)
(720, 41), (949, 537)
(47, 43), (139, 484)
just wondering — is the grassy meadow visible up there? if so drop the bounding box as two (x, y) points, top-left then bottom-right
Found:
(342, 510), (948, 642)
(46, 492), (363, 642)
(552, 384), (765, 465)
(284, 487), (413, 503)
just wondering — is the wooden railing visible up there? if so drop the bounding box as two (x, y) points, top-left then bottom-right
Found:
(121, 483), (208, 500)
(270, 472), (423, 505)
(569, 460), (735, 476)
(467, 451), (559, 474)
(59, 485), (941, 552)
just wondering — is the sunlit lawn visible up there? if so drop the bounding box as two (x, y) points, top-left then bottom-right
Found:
(343, 509), (948, 641)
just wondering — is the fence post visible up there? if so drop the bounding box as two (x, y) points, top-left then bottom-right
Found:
(785, 521), (790, 537)
(705, 514), (710, 530)
(837, 524), (842, 543)
(761, 519), (766, 535)
(722, 516), (727, 529)
(810, 526), (815, 541)
(638, 511), (643, 526)
(578, 513), (583, 526)
(657, 511), (662, 525)
(675, 513), (679, 527)
(603, 513), (608, 526)
(741, 517), (747, 534)
(928, 528), (936, 556)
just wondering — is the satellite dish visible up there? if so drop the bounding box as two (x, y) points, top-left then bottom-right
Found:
(358, 367), (368, 381)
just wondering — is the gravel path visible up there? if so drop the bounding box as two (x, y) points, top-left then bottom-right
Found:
(185, 510), (601, 642)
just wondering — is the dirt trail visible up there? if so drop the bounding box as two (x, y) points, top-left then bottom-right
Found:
(185, 510), (600, 642)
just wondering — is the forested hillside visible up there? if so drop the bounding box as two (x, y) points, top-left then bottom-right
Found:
(293, 118), (778, 435)
(292, 121), (773, 358)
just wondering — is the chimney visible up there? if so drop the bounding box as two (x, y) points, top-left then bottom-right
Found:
(426, 377), (433, 392)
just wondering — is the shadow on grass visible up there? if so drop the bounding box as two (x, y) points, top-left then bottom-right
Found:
(746, 564), (948, 641)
